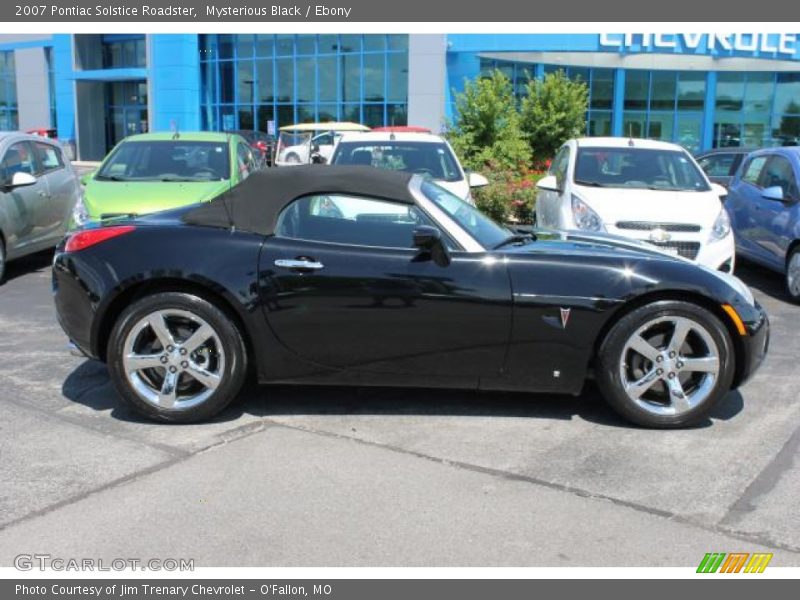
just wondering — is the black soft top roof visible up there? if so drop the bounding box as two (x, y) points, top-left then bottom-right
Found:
(182, 165), (416, 236)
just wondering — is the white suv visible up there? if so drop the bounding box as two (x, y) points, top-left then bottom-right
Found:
(330, 132), (488, 203)
(535, 137), (734, 272)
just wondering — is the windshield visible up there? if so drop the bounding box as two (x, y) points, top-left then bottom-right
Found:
(573, 147), (710, 192)
(96, 141), (230, 182)
(334, 141), (463, 182)
(420, 180), (509, 249)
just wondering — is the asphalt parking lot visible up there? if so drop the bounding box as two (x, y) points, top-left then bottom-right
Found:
(0, 248), (798, 567)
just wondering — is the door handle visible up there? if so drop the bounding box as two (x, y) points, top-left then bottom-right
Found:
(274, 258), (324, 271)
(37, 191), (50, 198)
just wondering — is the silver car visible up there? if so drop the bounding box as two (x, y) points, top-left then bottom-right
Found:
(0, 132), (81, 282)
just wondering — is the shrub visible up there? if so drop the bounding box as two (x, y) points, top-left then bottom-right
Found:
(520, 71), (589, 162)
(446, 70), (531, 171)
(473, 164), (543, 225)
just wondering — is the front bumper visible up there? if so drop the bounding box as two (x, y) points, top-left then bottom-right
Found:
(735, 301), (770, 388)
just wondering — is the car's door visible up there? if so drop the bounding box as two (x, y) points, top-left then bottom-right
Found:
(726, 154), (773, 264)
(752, 154), (799, 264)
(697, 152), (738, 188)
(538, 144), (570, 228)
(32, 141), (76, 243)
(258, 193), (512, 382)
(0, 141), (51, 255)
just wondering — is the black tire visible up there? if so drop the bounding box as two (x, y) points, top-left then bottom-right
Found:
(285, 152), (301, 164)
(785, 246), (800, 303)
(107, 292), (247, 423)
(596, 300), (735, 428)
(0, 237), (5, 284)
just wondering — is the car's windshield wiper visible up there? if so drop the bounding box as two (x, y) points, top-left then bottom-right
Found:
(493, 233), (535, 249)
(95, 175), (129, 182)
(574, 179), (608, 187)
(160, 177), (197, 182)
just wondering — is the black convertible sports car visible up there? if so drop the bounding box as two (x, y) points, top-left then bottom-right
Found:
(53, 166), (769, 427)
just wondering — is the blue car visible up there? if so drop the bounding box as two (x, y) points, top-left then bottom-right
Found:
(725, 147), (800, 301)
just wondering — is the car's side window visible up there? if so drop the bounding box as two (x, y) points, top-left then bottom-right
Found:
(550, 145), (570, 190)
(698, 154), (736, 177)
(33, 142), (64, 174)
(275, 194), (436, 249)
(761, 155), (799, 200)
(236, 142), (255, 180)
(1, 142), (37, 183)
(741, 156), (768, 188)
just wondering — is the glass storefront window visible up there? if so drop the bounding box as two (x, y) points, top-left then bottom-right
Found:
(256, 60), (273, 103)
(255, 35), (274, 57)
(0, 51), (18, 131)
(716, 73), (744, 111)
(363, 54), (385, 102)
(677, 72), (705, 111)
(676, 113), (703, 153)
(745, 72), (774, 113)
(588, 111), (612, 136)
(200, 34), (409, 131)
(237, 60), (254, 104)
(775, 73), (800, 115)
(590, 69), (614, 110)
(296, 35), (316, 55)
(647, 113), (674, 140)
(622, 112), (647, 138)
(650, 72), (676, 111)
(624, 71), (649, 110)
(276, 58), (293, 103)
(296, 57), (315, 103)
(236, 35), (254, 60)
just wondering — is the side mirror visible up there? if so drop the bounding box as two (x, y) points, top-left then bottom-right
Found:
(80, 171), (95, 186)
(7, 171), (37, 189)
(762, 185), (786, 202)
(412, 225), (450, 267)
(536, 174), (559, 192)
(710, 182), (728, 199)
(467, 171), (489, 188)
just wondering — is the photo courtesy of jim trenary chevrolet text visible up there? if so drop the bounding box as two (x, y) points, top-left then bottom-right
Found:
(0, 0), (798, 596)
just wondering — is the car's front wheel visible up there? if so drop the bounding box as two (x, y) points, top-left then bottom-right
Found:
(785, 246), (800, 303)
(596, 300), (735, 428)
(107, 292), (247, 423)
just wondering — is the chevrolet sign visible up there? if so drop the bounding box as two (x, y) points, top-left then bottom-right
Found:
(599, 33), (797, 57)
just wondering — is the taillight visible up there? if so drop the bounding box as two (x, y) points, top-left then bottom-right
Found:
(65, 226), (136, 252)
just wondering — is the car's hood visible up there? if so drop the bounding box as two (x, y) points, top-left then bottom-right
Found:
(573, 185), (722, 226)
(504, 228), (691, 262)
(84, 180), (229, 218)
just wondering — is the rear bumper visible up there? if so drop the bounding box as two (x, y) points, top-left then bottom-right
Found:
(52, 252), (103, 361)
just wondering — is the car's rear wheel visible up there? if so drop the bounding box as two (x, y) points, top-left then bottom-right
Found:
(785, 246), (800, 303)
(107, 292), (247, 423)
(285, 152), (301, 164)
(596, 301), (735, 428)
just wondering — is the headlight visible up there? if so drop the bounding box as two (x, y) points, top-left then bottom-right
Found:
(571, 194), (603, 232)
(710, 208), (731, 241)
(72, 194), (89, 228)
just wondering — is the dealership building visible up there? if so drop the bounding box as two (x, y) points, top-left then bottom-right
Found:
(2, 32), (800, 159)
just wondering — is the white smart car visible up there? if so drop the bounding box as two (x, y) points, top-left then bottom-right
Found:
(536, 137), (734, 272)
(330, 132), (488, 204)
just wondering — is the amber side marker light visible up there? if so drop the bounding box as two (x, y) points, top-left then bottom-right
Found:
(722, 304), (747, 336)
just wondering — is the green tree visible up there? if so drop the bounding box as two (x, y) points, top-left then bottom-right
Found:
(447, 70), (531, 171)
(520, 71), (589, 162)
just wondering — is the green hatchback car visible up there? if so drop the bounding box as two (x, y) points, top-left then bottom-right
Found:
(73, 132), (258, 226)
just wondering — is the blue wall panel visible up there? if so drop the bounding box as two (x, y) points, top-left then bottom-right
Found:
(149, 34), (201, 132)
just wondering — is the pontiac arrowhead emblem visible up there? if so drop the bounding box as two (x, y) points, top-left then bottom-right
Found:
(560, 307), (571, 329)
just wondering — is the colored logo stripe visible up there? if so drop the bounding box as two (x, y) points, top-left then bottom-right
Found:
(696, 552), (773, 573)
(744, 553), (773, 573)
(697, 553), (726, 573)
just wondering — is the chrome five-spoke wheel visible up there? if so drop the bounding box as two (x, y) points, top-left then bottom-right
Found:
(597, 300), (734, 428)
(620, 316), (720, 416)
(122, 309), (225, 411)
